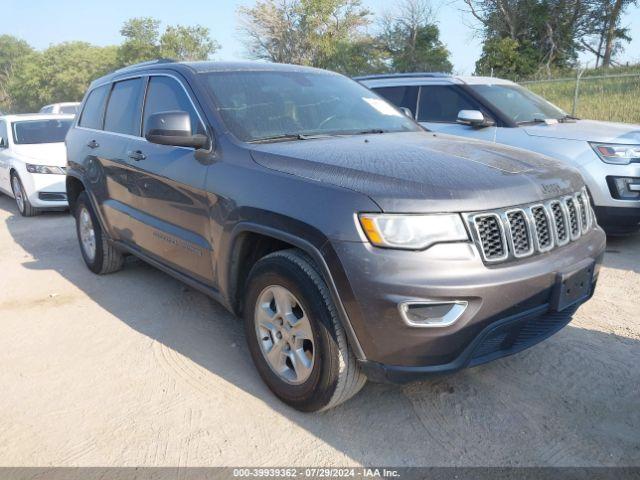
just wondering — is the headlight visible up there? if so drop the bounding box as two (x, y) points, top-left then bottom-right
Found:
(358, 213), (469, 250)
(26, 164), (66, 175)
(590, 143), (640, 165)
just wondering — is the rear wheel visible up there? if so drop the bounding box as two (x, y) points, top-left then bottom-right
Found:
(74, 191), (123, 274)
(244, 249), (366, 412)
(11, 173), (39, 217)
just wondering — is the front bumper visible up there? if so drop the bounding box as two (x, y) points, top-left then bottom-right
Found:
(326, 227), (606, 381)
(20, 170), (68, 208)
(593, 205), (640, 234)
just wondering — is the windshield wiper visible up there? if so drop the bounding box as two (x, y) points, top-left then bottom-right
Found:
(516, 118), (548, 125)
(558, 114), (579, 123)
(355, 128), (386, 134)
(248, 133), (332, 144)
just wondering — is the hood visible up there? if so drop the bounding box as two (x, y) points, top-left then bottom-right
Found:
(11, 143), (67, 167)
(523, 119), (640, 143)
(249, 131), (584, 213)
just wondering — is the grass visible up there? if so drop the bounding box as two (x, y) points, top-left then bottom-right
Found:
(520, 64), (640, 124)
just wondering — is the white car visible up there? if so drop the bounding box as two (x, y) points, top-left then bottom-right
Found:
(358, 74), (640, 234)
(39, 102), (81, 115)
(0, 114), (73, 216)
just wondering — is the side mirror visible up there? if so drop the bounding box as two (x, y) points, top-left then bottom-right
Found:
(457, 110), (494, 128)
(0, 137), (6, 148)
(145, 110), (208, 149)
(399, 107), (414, 119)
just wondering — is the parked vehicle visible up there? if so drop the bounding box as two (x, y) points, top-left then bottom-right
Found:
(357, 73), (640, 235)
(0, 114), (73, 216)
(40, 102), (81, 115)
(66, 60), (605, 411)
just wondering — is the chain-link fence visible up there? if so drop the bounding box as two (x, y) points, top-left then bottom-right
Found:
(520, 72), (640, 124)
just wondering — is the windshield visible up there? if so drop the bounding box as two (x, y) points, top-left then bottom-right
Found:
(12, 119), (73, 144)
(201, 70), (420, 142)
(469, 84), (566, 124)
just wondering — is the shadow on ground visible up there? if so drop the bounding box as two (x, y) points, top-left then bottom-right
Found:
(2, 195), (639, 466)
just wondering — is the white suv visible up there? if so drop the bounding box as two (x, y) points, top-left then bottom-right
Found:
(358, 73), (640, 234)
(0, 114), (73, 216)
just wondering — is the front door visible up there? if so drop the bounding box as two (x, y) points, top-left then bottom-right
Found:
(417, 85), (498, 142)
(124, 74), (214, 285)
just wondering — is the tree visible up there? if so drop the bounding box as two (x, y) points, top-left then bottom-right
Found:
(117, 17), (220, 66)
(160, 25), (220, 61)
(582, 0), (637, 67)
(237, 0), (373, 72)
(0, 35), (33, 112)
(379, 0), (452, 73)
(475, 37), (539, 77)
(117, 17), (162, 65)
(465, 0), (588, 76)
(9, 42), (119, 112)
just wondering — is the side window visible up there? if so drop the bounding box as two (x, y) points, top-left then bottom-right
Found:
(418, 86), (482, 123)
(104, 78), (145, 136)
(41, 106), (53, 114)
(373, 86), (419, 117)
(143, 76), (205, 137)
(0, 121), (8, 148)
(79, 85), (110, 130)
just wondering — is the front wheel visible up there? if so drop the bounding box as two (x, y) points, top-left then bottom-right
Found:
(11, 173), (39, 217)
(74, 191), (123, 274)
(244, 249), (366, 412)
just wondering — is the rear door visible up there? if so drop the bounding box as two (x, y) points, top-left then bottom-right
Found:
(123, 74), (214, 285)
(76, 78), (146, 239)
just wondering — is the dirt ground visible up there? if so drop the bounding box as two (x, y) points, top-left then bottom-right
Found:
(0, 194), (638, 467)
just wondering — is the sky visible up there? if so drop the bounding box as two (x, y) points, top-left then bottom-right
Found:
(4, 0), (640, 74)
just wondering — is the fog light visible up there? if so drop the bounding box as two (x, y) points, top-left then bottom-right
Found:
(399, 301), (468, 328)
(607, 176), (640, 200)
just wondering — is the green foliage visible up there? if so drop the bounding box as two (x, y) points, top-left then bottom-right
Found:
(238, 0), (452, 75)
(475, 37), (539, 78)
(9, 42), (119, 112)
(2, 17), (220, 113)
(383, 23), (452, 73)
(117, 17), (162, 65)
(160, 25), (220, 61)
(524, 72), (640, 123)
(117, 17), (220, 65)
(0, 35), (34, 112)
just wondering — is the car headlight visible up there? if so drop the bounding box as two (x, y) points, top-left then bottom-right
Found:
(590, 143), (640, 165)
(26, 164), (66, 175)
(358, 213), (469, 250)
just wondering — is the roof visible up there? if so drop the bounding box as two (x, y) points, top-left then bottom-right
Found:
(353, 72), (451, 81)
(92, 59), (333, 87)
(0, 113), (75, 122)
(42, 102), (81, 107)
(357, 73), (518, 87)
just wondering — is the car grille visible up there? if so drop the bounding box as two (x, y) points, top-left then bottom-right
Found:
(468, 189), (594, 264)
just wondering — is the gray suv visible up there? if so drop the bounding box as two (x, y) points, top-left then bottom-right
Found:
(66, 60), (606, 411)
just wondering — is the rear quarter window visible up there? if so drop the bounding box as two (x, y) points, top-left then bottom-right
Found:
(79, 85), (110, 130)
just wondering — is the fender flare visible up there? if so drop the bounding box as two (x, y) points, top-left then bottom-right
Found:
(226, 222), (366, 361)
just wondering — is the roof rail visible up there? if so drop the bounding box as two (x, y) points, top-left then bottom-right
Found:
(114, 58), (176, 73)
(353, 72), (451, 81)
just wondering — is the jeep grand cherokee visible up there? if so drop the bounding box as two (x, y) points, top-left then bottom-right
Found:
(65, 60), (606, 411)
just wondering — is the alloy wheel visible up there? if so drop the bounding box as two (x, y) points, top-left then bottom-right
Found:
(12, 176), (25, 213)
(79, 206), (96, 261)
(254, 285), (315, 385)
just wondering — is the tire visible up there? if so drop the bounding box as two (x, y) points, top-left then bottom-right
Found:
(74, 191), (123, 274)
(11, 173), (39, 217)
(243, 249), (366, 412)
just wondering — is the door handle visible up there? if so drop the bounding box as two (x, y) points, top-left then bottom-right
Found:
(128, 150), (146, 161)
(87, 140), (99, 149)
